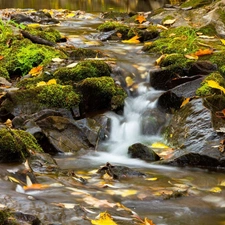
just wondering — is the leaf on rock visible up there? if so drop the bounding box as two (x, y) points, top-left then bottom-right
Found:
(27, 23), (41, 28)
(151, 142), (170, 148)
(163, 19), (176, 25)
(66, 13), (76, 18)
(206, 80), (225, 94)
(135, 15), (146, 24)
(194, 48), (213, 56)
(122, 35), (140, 44)
(29, 65), (43, 76)
(47, 79), (57, 85)
(180, 97), (191, 108)
(91, 212), (117, 225)
(139, 217), (156, 225)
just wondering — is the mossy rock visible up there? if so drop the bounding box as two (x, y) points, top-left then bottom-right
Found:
(77, 76), (127, 113)
(0, 67), (10, 80)
(54, 60), (111, 83)
(0, 208), (18, 225)
(97, 21), (130, 39)
(24, 26), (62, 43)
(0, 128), (43, 163)
(209, 51), (225, 77)
(181, 0), (211, 9)
(0, 38), (66, 76)
(197, 24), (217, 36)
(38, 84), (80, 109)
(196, 72), (225, 96)
(144, 26), (199, 54)
(69, 48), (104, 60)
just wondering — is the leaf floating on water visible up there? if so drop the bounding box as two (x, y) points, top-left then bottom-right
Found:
(29, 65), (43, 76)
(125, 76), (134, 87)
(91, 212), (117, 225)
(122, 35), (140, 44)
(180, 97), (191, 108)
(135, 15), (146, 24)
(209, 186), (222, 193)
(151, 142), (170, 148)
(206, 80), (225, 94)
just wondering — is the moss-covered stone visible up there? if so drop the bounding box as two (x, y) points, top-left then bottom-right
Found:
(181, 0), (211, 9)
(0, 208), (18, 225)
(0, 128), (42, 163)
(69, 48), (104, 60)
(54, 60), (111, 83)
(209, 51), (225, 77)
(144, 26), (199, 54)
(24, 26), (62, 43)
(197, 24), (217, 36)
(77, 76), (127, 113)
(38, 84), (80, 108)
(0, 67), (10, 80)
(196, 72), (225, 96)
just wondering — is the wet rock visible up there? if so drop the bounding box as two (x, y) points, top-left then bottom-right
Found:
(0, 77), (12, 88)
(157, 91), (183, 113)
(28, 152), (59, 173)
(14, 212), (41, 225)
(10, 14), (35, 24)
(36, 116), (98, 153)
(187, 61), (217, 76)
(97, 162), (146, 180)
(162, 98), (224, 167)
(30, 10), (59, 24)
(128, 143), (160, 161)
(165, 153), (220, 168)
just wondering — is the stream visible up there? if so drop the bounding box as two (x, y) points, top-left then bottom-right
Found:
(0, 3), (225, 225)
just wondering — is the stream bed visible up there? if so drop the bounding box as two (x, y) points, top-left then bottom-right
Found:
(0, 6), (225, 225)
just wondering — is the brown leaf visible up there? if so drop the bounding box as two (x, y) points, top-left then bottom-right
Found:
(194, 48), (213, 56)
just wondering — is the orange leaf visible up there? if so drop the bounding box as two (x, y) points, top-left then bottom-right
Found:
(28, 65), (43, 76)
(0, 56), (4, 60)
(122, 35), (140, 44)
(135, 15), (146, 24)
(194, 48), (213, 56)
(23, 183), (50, 191)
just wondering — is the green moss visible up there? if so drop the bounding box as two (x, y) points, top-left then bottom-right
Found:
(69, 48), (104, 60)
(196, 72), (225, 96)
(145, 26), (199, 54)
(216, 8), (225, 24)
(181, 0), (211, 8)
(0, 128), (37, 163)
(209, 51), (225, 77)
(54, 60), (111, 84)
(24, 26), (61, 43)
(38, 84), (80, 108)
(197, 24), (217, 36)
(0, 209), (18, 225)
(0, 67), (10, 79)
(77, 76), (127, 112)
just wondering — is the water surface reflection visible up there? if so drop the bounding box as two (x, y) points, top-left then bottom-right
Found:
(0, 0), (168, 12)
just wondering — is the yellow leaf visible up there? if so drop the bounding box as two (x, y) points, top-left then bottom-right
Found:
(221, 39), (225, 45)
(151, 142), (170, 148)
(139, 217), (156, 225)
(106, 189), (137, 197)
(163, 19), (176, 25)
(206, 80), (225, 94)
(180, 97), (191, 108)
(125, 76), (134, 87)
(209, 187), (222, 193)
(4, 119), (12, 128)
(135, 15), (146, 24)
(47, 79), (57, 85)
(91, 212), (117, 225)
(155, 54), (166, 65)
(27, 23), (40, 28)
(184, 54), (198, 60)
(122, 35), (140, 44)
(66, 13), (75, 18)
(36, 81), (47, 87)
(8, 176), (21, 184)
(29, 65), (43, 76)
(145, 177), (158, 181)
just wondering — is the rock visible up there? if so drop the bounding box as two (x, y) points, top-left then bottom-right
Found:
(97, 162), (146, 180)
(162, 98), (224, 168)
(128, 143), (160, 161)
(36, 116), (99, 153)
(157, 91), (183, 113)
(10, 14), (35, 23)
(187, 61), (217, 76)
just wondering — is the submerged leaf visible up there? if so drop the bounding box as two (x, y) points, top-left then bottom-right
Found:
(91, 212), (117, 225)
(122, 35), (140, 44)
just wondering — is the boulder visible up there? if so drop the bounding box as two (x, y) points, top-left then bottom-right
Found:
(128, 143), (160, 161)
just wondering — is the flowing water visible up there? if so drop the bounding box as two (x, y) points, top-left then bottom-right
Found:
(0, 3), (225, 225)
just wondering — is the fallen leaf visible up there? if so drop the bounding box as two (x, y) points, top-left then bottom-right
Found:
(194, 48), (213, 56)
(0, 56), (4, 60)
(206, 80), (225, 94)
(155, 54), (166, 65)
(163, 19), (176, 25)
(83, 196), (116, 208)
(47, 79), (57, 85)
(184, 54), (198, 60)
(151, 142), (170, 148)
(125, 76), (134, 87)
(106, 189), (137, 197)
(66, 13), (75, 18)
(221, 39), (225, 45)
(145, 177), (158, 181)
(156, 24), (168, 30)
(180, 97), (191, 108)
(36, 81), (47, 87)
(52, 58), (64, 62)
(122, 35), (140, 44)
(4, 119), (12, 128)
(52, 203), (76, 209)
(91, 212), (117, 225)
(116, 203), (136, 214)
(139, 217), (156, 225)
(29, 65), (43, 76)
(135, 15), (146, 24)
(27, 23), (40, 28)
(209, 187), (222, 193)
